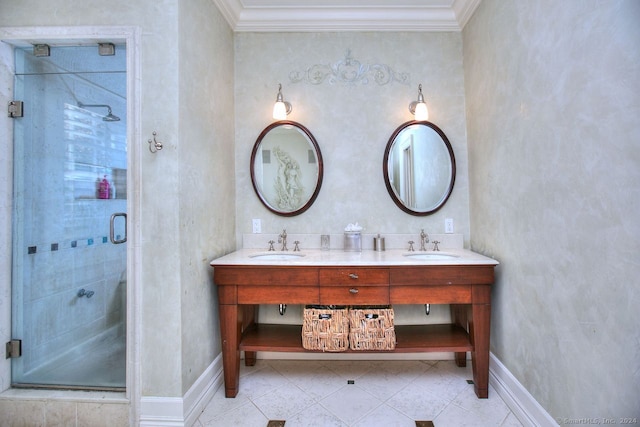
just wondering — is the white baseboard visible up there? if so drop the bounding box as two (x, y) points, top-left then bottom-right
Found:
(139, 355), (223, 427)
(489, 352), (558, 427)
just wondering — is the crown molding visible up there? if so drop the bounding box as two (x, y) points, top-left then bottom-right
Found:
(453, 0), (482, 28)
(212, 0), (243, 30)
(212, 0), (482, 32)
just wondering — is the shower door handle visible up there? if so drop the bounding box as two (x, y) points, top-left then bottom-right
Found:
(110, 213), (127, 244)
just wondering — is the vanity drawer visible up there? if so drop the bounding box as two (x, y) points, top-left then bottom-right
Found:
(215, 267), (318, 286)
(389, 266), (494, 286)
(390, 285), (471, 304)
(320, 286), (389, 305)
(238, 285), (319, 304)
(319, 268), (389, 286)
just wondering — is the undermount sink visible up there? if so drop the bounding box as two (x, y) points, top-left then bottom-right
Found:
(403, 252), (459, 260)
(249, 252), (306, 260)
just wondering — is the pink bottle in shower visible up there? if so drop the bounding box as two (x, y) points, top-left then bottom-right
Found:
(99, 175), (110, 199)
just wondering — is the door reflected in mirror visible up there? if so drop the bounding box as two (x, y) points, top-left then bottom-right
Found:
(251, 121), (323, 216)
(383, 121), (456, 215)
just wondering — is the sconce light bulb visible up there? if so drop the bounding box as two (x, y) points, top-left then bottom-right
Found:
(414, 102), (428, 121)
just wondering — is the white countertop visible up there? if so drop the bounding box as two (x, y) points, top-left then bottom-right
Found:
(210, 248), (499, 267)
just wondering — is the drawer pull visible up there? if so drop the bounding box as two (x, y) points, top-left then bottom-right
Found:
(349, 273), (359, 279)
(349, 288), (359, 294)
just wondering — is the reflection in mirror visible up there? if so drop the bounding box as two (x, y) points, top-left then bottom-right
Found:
(251, 121), (323, 216)
(383, 121), (456, 216)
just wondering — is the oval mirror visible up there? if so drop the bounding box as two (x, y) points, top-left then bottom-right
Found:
(251, 121), (323, 216)
(383, 121), (456, 216)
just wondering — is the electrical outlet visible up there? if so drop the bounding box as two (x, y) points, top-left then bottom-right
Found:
(445, 218), (454, 234)
(252, 219), (261, 234)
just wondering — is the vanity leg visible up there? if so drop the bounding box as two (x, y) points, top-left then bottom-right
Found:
(470, 284), (491, 399)
(219, 304), (241, 398)
(451, 304), (468, 367)
(244, 351), (257, 366)
(242, 305), (258, 366)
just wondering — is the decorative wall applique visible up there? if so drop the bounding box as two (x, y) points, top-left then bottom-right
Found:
(289, 49), (410, 86)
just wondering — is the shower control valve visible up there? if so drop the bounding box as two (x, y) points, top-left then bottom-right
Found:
(77, 289), (95, 298)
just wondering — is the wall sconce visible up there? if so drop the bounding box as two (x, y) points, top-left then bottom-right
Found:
(408, 84), (429, 121)
(273, 83), (292, 120)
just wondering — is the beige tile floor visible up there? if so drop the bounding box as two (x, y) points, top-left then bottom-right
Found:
(195, 359), (523, 427)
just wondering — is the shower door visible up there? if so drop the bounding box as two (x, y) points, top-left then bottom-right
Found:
(11, 45), (127, 390)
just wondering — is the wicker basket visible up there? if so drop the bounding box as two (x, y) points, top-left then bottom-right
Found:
(348, 306), (396, 351)
(302, 306), (349, 352)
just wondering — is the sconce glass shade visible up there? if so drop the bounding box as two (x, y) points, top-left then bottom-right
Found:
(409, 84), (429, 121)
(273, 101), (289, 120)
(273, 83), (292, 120)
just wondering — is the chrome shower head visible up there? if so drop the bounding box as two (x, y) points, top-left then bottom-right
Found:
(102, 107), (120, 122)
(77, 102), (121, 122)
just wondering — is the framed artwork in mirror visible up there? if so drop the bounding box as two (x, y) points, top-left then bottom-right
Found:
(383, 120), (456, 216)
(250, 121), (323, 216)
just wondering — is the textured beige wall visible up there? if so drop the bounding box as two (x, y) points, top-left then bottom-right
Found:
(464, 0), (640, 419)
(234, 32), (470, 246)
(178, 0), (235, 393)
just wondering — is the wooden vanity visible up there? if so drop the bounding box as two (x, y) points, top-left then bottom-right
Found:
(211, 249), (497, 399)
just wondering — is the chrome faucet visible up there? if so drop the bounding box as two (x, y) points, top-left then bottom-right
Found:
(278, 229), (288, 251)
(419, 229), (429, 251)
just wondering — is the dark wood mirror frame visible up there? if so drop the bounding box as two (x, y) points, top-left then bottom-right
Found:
(250, 120), (324, 217)
(383, 120), (456, 216)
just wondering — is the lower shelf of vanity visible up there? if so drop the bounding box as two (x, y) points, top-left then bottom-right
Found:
(239, 323), (473, 353)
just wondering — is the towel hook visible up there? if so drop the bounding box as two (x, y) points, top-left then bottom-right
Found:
(148, 131), (163, 153)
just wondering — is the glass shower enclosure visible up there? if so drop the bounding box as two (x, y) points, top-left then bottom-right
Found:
(11, 45), (127, 390)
